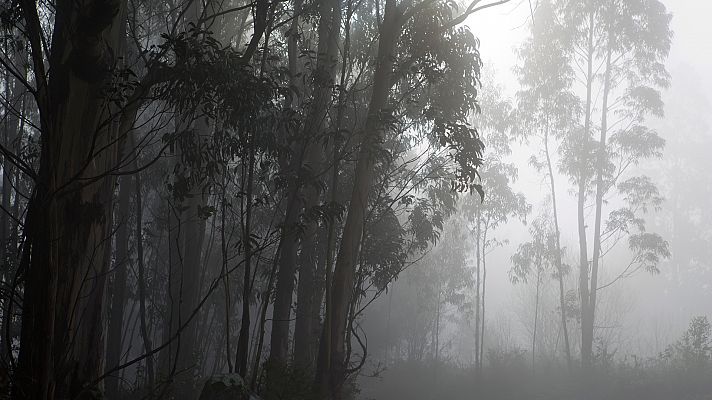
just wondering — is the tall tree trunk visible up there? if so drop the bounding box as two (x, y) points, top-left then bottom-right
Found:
(0, 37), (23, 361)
(474, 214), (481, 373)
(544, 130), (572, 368)
(14, 1), (127, 397)
(105, 176), (132, 397)
(587, 40), (613, 367)
(313, 0), (352, 391)
(267, 138), (301, 376)
(263, 0), (303, 375)
(162, 119), (209, 397)
(480, 224), (488, 371)
(235, 141), (256, 377)
(315, 1), (403, 396)
(532, 265), (541, 372)
(249, 244), (280, 389)
(135, 172), (155, 391)
(434, 282), (441, 364)
(578, 11), (595, 370)
(293, 0), (341, 372)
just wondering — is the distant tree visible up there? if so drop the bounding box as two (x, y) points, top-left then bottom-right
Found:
(514, 0), (579, 367)
(510, 213), (558, 371)
(462, 159), (529, 371)
(462, 80), (529, 372)
(543, 0), (673, 368)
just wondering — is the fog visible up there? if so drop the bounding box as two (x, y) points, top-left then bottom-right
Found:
(1, 0), (711, 399)
(358, 1), (712, 398)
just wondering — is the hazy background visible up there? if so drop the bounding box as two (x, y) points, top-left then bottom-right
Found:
(359, 0), (712, 386)
(463, 0), (712, 355)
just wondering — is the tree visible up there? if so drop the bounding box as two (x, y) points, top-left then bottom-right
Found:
(0, 0), (512, 398)
(11, 2), (130, 397)
(315, 0), (507, 395)
(514, 0), (579, 367)
(510, 212), (559, 371)
(462, 79), (529, 372)
(546, 0), (673, 368)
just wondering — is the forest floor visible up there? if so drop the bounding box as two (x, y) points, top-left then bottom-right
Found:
(357, 360), (712, 400)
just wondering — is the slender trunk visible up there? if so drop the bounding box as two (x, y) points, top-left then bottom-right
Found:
(268, 157), (300, 375)
(434, 282), (441, 363)
(249, 245), (280, 389)
(235, 143), (256, 377)
(315, 1), (403, 395)
(588, 39), (613, 366)
(578, 11), (595, 370)
(220, 182), (233, 373)
(135, 172), (155, 391)
(533, 265), (541, 372)
(544, 131), (572, 368)
(474, 214), (481, 373)
(0, 38), (22, 360)
(480, 225), (488, 371)
(385, 286), (393, 365)
(105, 176), (132, 397)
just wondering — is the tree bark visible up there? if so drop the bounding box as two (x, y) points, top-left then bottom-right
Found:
(14, 0), (128, 397)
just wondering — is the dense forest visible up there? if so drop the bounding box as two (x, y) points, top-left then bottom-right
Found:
(0, 0), (710, 399)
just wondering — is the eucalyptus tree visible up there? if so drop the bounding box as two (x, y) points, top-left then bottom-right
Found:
(315, 0), (513, 395)
(514, 0), (579, 367)
(549, 0), (673, 368)
(269, 0), (341, 378)
(2, 0), (281, 397)
(0, 0), (517, 397)
(461, 158), (528, 371)
(4, 2), (132, 397)
(459, 79), (529, 372)
(510, 212), (561, 371)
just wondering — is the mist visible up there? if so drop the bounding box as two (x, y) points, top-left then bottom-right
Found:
(0, 0), (710, 399)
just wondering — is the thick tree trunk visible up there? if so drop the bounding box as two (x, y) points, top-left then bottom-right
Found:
(14, 1), (127, 398)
